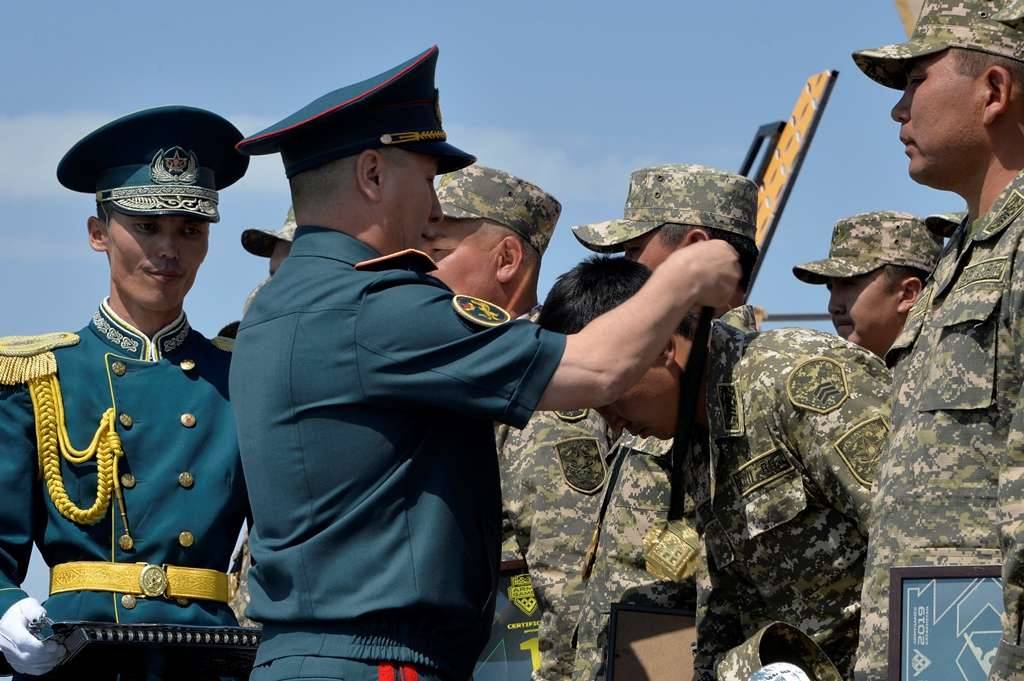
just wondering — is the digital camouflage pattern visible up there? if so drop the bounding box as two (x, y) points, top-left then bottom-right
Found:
(853, 0), (1024, 90)
(241, 205), (297, 258)
(436, 165), (562, 255)
(925, 210), (966, 239)
(572, 433), (701, 681)
(571, 164), (757, 253)
(855, 171), (1024, 680)
(496, 405), (612, 681)
(792, 211), (942, 285)
(713, 622), (843, 681)
(695, 306), (891, 680)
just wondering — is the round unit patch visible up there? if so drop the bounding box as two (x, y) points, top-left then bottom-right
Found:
(785, 357), (849, 414)
(554, 408), (588, 423)
(452, 294), (511, 327)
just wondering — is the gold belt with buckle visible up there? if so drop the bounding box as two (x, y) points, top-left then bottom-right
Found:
(50, 561), (229, 603)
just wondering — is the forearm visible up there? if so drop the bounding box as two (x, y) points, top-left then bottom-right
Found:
(537, 252), (702, 410)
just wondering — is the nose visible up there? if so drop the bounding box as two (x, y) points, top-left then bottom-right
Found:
(154, 231), (180, 261)
(427, 187), (443, 224)
(891, 90), (910, 124)
(827, 288), (845, 318)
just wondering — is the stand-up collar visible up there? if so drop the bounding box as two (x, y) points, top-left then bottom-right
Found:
(90, 299), (190, 361)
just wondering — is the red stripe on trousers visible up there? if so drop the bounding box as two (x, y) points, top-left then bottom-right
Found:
(400, 664), (419, 681)
(378, 664), (397, 681)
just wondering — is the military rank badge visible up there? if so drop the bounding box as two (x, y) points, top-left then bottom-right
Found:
(451, 294), (511, 327)
(150, 147), (200, 185)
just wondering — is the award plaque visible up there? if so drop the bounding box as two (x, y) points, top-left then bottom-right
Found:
(887, 565), (1002, 681)
(473, 560), (540, 681)
(606, 604), (697, 681)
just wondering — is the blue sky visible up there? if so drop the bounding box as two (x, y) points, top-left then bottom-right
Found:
(2, 1), (961, 601)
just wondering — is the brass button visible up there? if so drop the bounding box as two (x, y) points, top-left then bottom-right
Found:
(111, 361), (127, 377)
(120, 473), (136, 489)
(178, 531), (194, 548)
(119, 413), (133, 429)
(118, 533), (134, 551)
(176, 597), (190, 607)
(178, 472), (194, 489)
(120, 594), (136, 609)
(180, 359), (196, 371)
(180, 413), (196, 428)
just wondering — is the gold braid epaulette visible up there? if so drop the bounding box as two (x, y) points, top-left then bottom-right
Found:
(28, 373), (124, 525)
(0, 332), (79, 385)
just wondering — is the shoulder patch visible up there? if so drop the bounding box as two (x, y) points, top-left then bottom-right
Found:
(452, 294), (511, 327)
(786, 357), (849, 414)
(354, 248), (437, 274)
(732, 447), (794, 497)
(833, 415), (888, 488)
(717, 383), (744, 437)
(211, 336), (235, 352)
(555, 437), (606, 494)
(0, 332), (79, 385)
(554, 408), (588, 423)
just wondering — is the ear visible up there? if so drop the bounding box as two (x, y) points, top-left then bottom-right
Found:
(354, 149), (385, 203)
(494, 236), (525, 284)
(895, 276), (924, 314)
(87, 216), (109, 254)
(981, 64), (1015, 125)
(680, 227), (710, 247)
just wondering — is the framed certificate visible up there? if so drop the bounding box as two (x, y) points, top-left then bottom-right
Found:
(606, 604), (697, 681)
(887, 565), (1002, 681)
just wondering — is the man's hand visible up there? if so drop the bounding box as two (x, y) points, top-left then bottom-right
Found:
(0, 597), (65, 675)
(666, 240), (742, 309)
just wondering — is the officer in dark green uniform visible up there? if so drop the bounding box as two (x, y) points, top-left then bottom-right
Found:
(230, 46), (742, 681)
(0, 107), (250, 679)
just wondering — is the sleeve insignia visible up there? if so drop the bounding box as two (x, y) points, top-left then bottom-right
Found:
(716, 383), (744, 437)
(785, 357), (849, 414)
(354, 248), (437, 274)
(554, 408), (588, 423)
(211, 336), (235, 352)
(451, 294), (511, 328)
(833, 415), (889, 488)
(555, 437), (606, 494)
(0, 332), (79, 385)
(732, 447), (794, 497)
(955, 257), (1009, 291)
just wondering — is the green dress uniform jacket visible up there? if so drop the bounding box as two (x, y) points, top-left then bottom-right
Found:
(0, 303), (248, 628)
(230, 227), (565, 680)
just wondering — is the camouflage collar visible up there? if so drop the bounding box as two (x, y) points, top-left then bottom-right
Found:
(90, 299), (190, 361)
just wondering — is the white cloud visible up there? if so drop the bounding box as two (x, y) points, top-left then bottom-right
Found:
(0, 111), (284, 200)
(0, 112), (651, 204)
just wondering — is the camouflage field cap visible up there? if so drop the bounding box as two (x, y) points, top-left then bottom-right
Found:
(853, 0), (1024, 90)
(241, 206), (297, 258)
(793, 211), (942, 284)
(924, 210), (966, 238)
(436, 165), (561, 255)
(571, 164), (757, 253)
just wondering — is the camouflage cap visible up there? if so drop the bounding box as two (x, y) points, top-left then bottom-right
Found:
(793, 211), (942, 285)
(924, 210), (966, 237)
(571, 164), (757, 253)
(853, 0), (1024, 90)
(241, 206), (297, 258)
(436, 165), (561, 256)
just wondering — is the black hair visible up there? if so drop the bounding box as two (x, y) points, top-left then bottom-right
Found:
(538, 255), (697, 338)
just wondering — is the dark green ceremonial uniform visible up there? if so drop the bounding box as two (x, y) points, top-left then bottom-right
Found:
(0, 306), (247, 627)
(231, 229), (565, 680)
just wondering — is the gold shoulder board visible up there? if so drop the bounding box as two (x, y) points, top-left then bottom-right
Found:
(0, 332), (79, 385)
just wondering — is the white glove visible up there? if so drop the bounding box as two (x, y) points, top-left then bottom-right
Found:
(0, 597), (65, 676)
(748, 662), (812, 681)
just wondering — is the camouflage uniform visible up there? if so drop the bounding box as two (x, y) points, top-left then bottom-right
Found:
(495, 407), (612, 681)
(226, 207), (298, 629)
(571, 433), (702, 681)
(694, 306), (891, 680)
(571, 165), (749, 681)
(438, 166), (609, 681)
(792, 211), (942, 285)
(853, 4), (1024, 677)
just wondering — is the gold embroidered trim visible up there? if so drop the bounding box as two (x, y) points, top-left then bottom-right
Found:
(0, 333), (78, 385)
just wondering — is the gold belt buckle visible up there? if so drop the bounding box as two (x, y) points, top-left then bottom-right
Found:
(138, 564), (169, 598)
